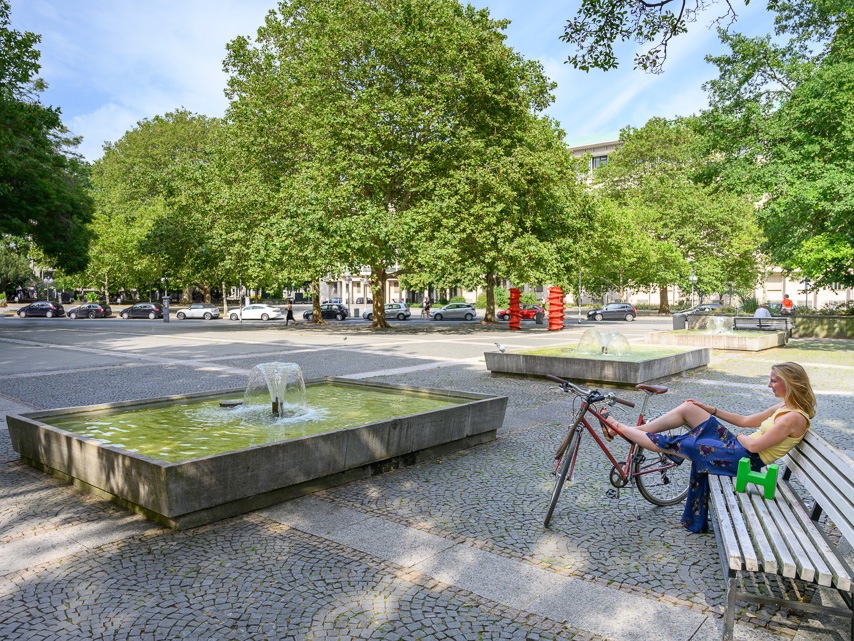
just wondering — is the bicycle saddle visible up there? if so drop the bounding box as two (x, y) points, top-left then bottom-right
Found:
(636, 384), (668, 394)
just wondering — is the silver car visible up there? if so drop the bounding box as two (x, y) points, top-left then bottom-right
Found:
(175, 303), (221, 320)
(362, 302), (411, 321)
(429, 302), (477, 321)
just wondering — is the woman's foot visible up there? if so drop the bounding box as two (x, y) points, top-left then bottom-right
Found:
(598, 408), (618, 442)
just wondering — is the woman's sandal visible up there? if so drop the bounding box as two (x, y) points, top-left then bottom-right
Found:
(598, 407), (618, 442)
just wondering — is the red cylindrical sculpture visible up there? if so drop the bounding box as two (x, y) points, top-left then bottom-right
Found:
(508, 288), (521, 330)
(548, 286), (564, 331)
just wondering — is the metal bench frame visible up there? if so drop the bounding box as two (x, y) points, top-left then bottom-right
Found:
(709, 430), (854, 640)
(732, 316), (792, 333)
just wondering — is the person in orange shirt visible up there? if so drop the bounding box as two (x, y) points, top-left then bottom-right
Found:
(781, 294), (794, 315)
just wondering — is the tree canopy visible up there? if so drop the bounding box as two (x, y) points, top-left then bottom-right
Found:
(591, 117), (762, 312)
(0, 0), (93, 272)
(698, 0), (853, 288)
(223, 0), (584, 324)
(561, 0), (849, 72)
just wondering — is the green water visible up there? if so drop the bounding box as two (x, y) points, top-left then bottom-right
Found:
(47, 385), (463, 464)
(520, 345), (688, 362)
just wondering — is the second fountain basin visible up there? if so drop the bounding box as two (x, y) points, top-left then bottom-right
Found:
(7, 378), (507, 529)
(485, 345), (710, 385)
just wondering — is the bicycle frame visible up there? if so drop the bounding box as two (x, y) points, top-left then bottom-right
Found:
(554, 391), (672, 486)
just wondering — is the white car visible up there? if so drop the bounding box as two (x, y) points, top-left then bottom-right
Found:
(362, 302), (411, 321)
(228, 304), (283, 321)
(175, 303), (221, 320)
(429, 302), (477, 321)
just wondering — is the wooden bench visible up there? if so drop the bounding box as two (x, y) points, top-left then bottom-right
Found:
(708, 430), (854, 640)
(732, 316), (792, 335)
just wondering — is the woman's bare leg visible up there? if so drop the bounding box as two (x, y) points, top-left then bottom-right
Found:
(603, 401), (710, 456)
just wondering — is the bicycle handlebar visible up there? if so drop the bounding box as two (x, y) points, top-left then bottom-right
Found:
(545, 374), (636, 408)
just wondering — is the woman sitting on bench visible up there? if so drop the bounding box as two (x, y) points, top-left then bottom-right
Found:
(602, 362), (816, 533)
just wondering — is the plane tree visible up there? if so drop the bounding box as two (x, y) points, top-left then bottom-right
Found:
(592, 117), (761, 313)
(223, 0), (569, 327)
(0, 0), (92, 273)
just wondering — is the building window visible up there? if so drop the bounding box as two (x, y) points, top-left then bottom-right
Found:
(592, 155), (608, 169)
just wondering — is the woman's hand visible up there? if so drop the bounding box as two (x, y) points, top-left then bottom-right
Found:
(685, 399), (714, 414)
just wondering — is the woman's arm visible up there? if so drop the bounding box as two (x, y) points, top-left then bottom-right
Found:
(736, 411), (807, 453)
(686, 400), (779, 428)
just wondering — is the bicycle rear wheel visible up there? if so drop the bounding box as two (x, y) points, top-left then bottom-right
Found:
(544, 427), (582, 527)
(634, 446), (690, 506)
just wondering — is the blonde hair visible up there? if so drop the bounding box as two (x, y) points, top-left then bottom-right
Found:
(772, 362), (816, 419)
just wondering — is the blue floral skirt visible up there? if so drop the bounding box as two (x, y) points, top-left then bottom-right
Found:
(648, 417), (764, 533)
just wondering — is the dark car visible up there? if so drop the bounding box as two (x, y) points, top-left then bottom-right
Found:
(586, 303), (637, 322)
(119, 302), (164, 319)
(67, 303), (112, 319)
(497, 304), (543, 321)
(355, 297), (373, 305)
(17, 301), (65, 318)
(303, 303), (349, 321)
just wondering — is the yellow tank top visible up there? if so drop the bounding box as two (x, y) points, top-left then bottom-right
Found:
(748, 407), (811, 465)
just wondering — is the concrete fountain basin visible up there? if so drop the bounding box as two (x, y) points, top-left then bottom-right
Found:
(485, 345), (710, 386)
(7, 378), (507, 529)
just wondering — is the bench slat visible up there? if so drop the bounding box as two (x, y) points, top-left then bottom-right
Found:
(749, 490), (797, 578)
(734, 485), (777, 574)
(786, 434), (854, 546)
(764, 491), (817, 582)
(709, 477), (744, 572)
(778, 481), (853, 591)
(721, 481), (759, 571)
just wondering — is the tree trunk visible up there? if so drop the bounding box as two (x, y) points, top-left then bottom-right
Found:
(658, 284), (671, 314)
(371, 267), (391, 329)
(222, 282), (228, 316)
(483, 272), (496, 323)
(200, 284), (211, 304)
(311, 279), (324, 324)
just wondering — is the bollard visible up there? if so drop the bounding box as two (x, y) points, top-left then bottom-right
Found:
(508, 288), (521, 331)
(162, 296), (170, 323)
(734, 457), (778, 499)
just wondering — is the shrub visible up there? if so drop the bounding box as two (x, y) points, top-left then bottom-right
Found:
(740, 295), (759, 314)
(85, 292), (99, 302)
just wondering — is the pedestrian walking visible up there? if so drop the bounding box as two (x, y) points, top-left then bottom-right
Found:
(285, 300), (295, 326)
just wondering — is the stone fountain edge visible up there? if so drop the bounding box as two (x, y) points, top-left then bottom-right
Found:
(7, 378), (507, 529)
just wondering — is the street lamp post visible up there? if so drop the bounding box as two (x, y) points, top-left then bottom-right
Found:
(689, 273), (698, 308)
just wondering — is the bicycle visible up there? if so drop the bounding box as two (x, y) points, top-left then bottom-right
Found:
(543, 374), (691, 527)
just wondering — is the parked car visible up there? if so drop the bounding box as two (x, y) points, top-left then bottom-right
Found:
(228, 304), (283, 321)
(16, 301), (65, 318)
(322, 298), (343, 305)
(362, 302), (411, 321)
(674, 303), (723, 316)
(175, 303), (221, 320)
(586, 303), (637, 322)
(429, 302), (477, 321)
(303, 303), (349, 321)
(67, 303), (112, 319)
(355, 297), (373, 305)
(497, 304), (543, 321)
(120, 302), (164, 319)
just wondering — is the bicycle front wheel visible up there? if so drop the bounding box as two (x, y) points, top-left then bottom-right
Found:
(544, 427), (582, 527)
(634, 448), (690, 506)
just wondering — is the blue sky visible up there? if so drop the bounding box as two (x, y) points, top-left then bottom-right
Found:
(12, 0), (776, 162)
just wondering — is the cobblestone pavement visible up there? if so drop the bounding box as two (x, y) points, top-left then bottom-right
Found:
(0, 319), (851, 640)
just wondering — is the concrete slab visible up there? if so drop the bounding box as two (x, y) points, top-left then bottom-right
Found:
(264, 497), (456, 568)
(0, 516), (155, 575)
(414, 545), (709, 641)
